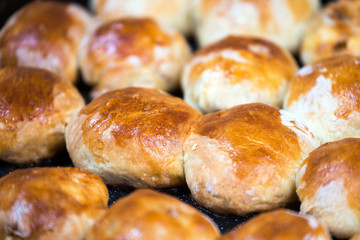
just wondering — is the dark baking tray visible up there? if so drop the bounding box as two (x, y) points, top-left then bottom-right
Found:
(0, 0), (338, 236)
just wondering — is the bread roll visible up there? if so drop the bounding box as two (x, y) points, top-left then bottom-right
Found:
(0, 1), (91, 83)
(86, 189), (219, 240)
(79, 18), (190, 98)
(284, 55), (360, 144)
(220, 209), (331, 240)
(184, 103), (318, 215)
(193, 0), (320, 52)
(0, 167), (108, 240)
(90, 0), (192, 34)
(182, 36), (298, 113)
(0, 67), (85, 164)
(66, 87), (201, 188)
(301, 0), (360, 64)
(297, 138), (360, 239)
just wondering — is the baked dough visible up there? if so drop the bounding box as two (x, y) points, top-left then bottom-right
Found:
(0, 67), (85, 164)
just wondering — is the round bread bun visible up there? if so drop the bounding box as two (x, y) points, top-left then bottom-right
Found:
(79, 18), (190, 98)
(284, 55), (360, 144)
(181, 36), (298, 113)
(220, 209), (331, 240)
(301, 0), (360, 64)
(66, 87), (201, 188)
(86, 189), (219, 240)
(0, 167), (109, 240)
(297, 138), (360, 239)
(193, 0), (320, 52)
(0, 67), (85, 164)
(183, 103), (318, 216)
(90, 0), (192, 35)
(0, 1), (92, 83)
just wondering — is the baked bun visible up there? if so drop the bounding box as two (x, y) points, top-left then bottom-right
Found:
(79, 18), (190, 98)
(181, 36), (298, 113)
(220, 209), (331, 240)
(0, 67), (85, 164)
(184, 103), (318, 215)
(90, 0), (192, 34)
(0, 167), (108, 240)
(66, 87), (201, 188)
(86, 189), (219, 240)
(301, 0), (360, 64)
(0, 1), (91, 83)
(284, 55), (360, 144)
(193, 0), (320, 52)
(297, 138), (360, 239)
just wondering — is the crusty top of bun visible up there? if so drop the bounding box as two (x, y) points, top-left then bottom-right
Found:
(286, 55), (360, 119)
(220, 209), (330, 240)
(86, 189), (219, 240)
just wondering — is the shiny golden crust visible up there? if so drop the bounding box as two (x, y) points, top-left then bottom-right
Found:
(91, 0), (192, 34)
(220, 209), (331, 240)
(297, 138), (360, 239)
(184, 103), (318, 215)
(79, 18), (190, 96)
(301, 0), (360, 64)
(0, 1), (91, 83)
(194, 0), (320, 52)
(86, 189), (219, 240)
(66, 87), (201, 187)
(181, 36), (298, 112)
(0, 167), (108, 240)
(0, 67), (85, 164)
(284, 55), (360, 143)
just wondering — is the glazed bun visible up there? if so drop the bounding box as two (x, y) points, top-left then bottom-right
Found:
(220, 209), (331, 240)
(0, 167), (108, 240)
(79, 18), (190, 98)
(0, 67), (85, 164)
(184, 103), (318, 215)
(193, 0), (320, 52)
(90, 0), (192, 34)
(182, 36), (298, 113)
(284, 55), (360, 144)
(0, 1), (91, 83)
(301, 0), (360, 64)
(297, 138), (360, 239)
(86, 189), (219, 240)
(66, 87), (201, 188)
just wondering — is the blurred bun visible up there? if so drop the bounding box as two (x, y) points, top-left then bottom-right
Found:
(184, 103), (318, 215)
(0, 1), (91, 83)
(284, 55), (360, 144)
(0, 167), (108, 240)
(182, 36), (297, 113)
(297, 138), (360, 239)
(79, 18), (190, 98)
(193, 0), (320, 52)
(66, 87), (201, 188)
(0, 67), (84, 164)
(86, 189), (219, 240)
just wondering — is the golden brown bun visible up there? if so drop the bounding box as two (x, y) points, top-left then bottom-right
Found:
(182, 36), (298, 113)
(0, 1), (92, 83)
(66, 87), (201, 188)
(0, 167), (109, 240)
(184, 103), (318, 215)
(86, 189), (219, 240)
(301, 0), (360, 64)
(351, 232), (360, 240)
(297, 138), (360, 239)
(193, 0), (320, 52)
(219, 209), (331, 240)
(91, 0), (192, 34)
(79, 18), (190, 97)
(284, 55), (360, 144)
(0, 67), (85, 164)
